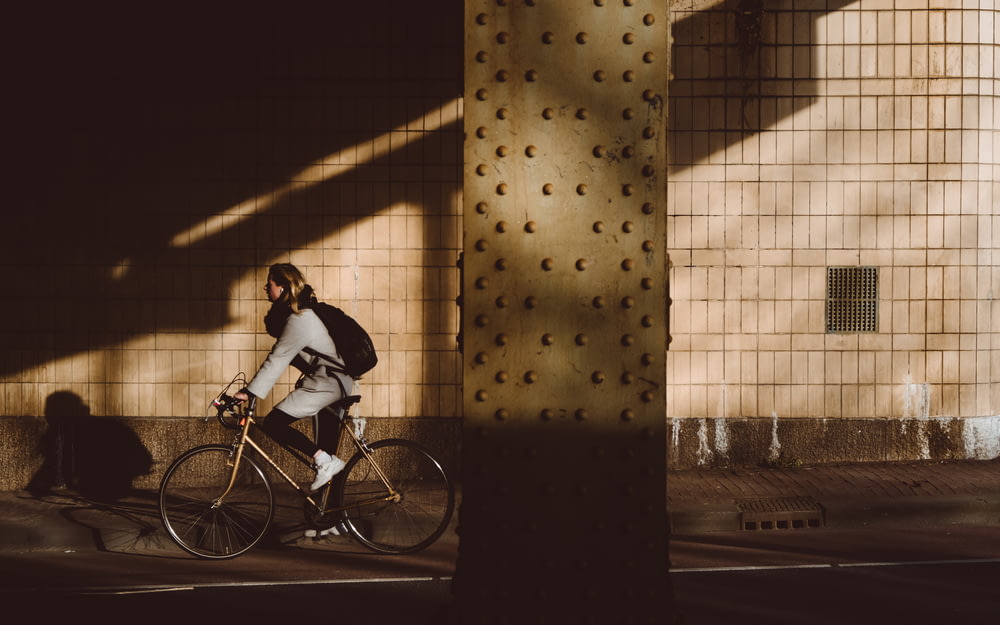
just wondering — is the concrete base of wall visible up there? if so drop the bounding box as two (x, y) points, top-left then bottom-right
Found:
(0, 415), (462, 492)
(4, 413), (999, 490)
(667, 415), (1000, 470)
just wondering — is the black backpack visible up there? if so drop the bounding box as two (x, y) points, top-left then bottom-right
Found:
(304, 302), (378, 379)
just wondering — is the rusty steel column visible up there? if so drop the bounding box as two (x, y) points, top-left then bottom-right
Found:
(459, 1), (672, 622)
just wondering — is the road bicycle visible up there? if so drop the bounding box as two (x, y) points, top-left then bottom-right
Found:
(158, 374), (455, 559)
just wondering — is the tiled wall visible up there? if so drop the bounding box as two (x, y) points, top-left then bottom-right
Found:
(0, 5), (464, 488)
(667, 0), (999, 441)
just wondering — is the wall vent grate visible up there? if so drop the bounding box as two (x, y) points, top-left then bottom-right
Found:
(826, 266), (878, 333)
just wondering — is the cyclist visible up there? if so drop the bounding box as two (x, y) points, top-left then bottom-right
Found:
(234, 263), (352, 491)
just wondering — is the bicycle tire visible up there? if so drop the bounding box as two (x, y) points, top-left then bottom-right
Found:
(159, 444), (274, 559)
(336, 438), (454, 554)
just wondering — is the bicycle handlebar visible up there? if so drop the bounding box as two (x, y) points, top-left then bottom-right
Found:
(212, 394), (256, 430)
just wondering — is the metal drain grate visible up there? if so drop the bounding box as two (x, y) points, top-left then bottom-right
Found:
(826, 266), (878, 333)
(738, 496), (824, 531)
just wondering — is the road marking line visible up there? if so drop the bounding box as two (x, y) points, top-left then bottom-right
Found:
(672, 558), (1000, 573)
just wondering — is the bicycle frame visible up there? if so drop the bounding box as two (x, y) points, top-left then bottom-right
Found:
(215, 398), (401, 516)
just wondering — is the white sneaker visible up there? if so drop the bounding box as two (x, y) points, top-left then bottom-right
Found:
(310, 456), (345, 491)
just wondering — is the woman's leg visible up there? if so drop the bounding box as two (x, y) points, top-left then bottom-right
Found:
(260, 408), (319, 457)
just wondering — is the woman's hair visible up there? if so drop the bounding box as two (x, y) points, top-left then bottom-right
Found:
(267, 263), (314, 313)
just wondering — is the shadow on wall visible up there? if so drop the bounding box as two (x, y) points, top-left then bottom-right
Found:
(0, 1), (463, 377)
(28, 391), (152, 501)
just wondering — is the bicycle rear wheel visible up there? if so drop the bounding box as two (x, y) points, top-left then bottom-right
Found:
(336, 438), (454, 554)
(159, 444), (273, 559)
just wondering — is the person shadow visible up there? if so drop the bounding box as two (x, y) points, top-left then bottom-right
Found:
(28, 391), (153, 503)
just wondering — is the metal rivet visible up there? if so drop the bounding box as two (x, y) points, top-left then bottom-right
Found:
(476, 127), (488, 139)
(476, 88), (488, 101)
(475, 352), (489, 364)
(592, 296), (605, 308)
(495, 258), (508, 271)
(576, 184), (588, 195)
(576, 108), (589, 120)
(524, 371), (539, 383)
(643, 127), (656, 139)
(623, 145), (635, 158)
(643, 51), (655, 63)
(622, 259), (635, 271)
(542, 31), (554, 44)
(540, 408), (554, 420)
(642, 353), (654, 366)
(641, 390), (654, 403)
(541, 108), (554, 120)
(495, 296), (508, 308)
(475, 239), (488, 251)
(641, 315), (654, 327)
(475, 389), (489, 401)
(542, 183), (554, 195)
(623, 32), (636, 45)
(593, 221), (605, 233)
(621, 334), (635, 346)
(496, 145), (510, 157)
(475, 164), (489, 176)
(495, 69), (509, 82)
(476, 201), (488, 214)
(496, 221), (508, 233)
(541, 258), (554, 271)
(524, 221), (537, 233)
(496, 371), (508, 383)
(525, 69), (539, 82)
(642, 89), (656, 101)
(644, 14), (655, 26)
(575, 409), (587, 421)
(496, 108), (509, 120)
(541, 333), (554, 345)
(623, 221), (635, 233)
(576, 258), (589, 271)
(494, 409), (508, 420)
(497, 32), (510, 44)
(621, 371), (635, 384)
(576, 32), (588, 44)
(623, 70), (635, 82)
(476, 50), (489, 62)
(622, 296), (635, 308)
(592, 371), (605, 384)
(593, 70), (606, 82)
(524, 296), (538, 309)
(621, 409), (635, 421)
(475, 277), (489, 289)
(495, 333), (509, 346)
(622, 184), (634, 196)
(575, 333), (588, 345)
(475, 13), (487, 25)
(643, 240), (654, 252)
(641, 277), (654, 289)
(525, 145), (538, 157)
(475, 314), (490, 327)
(623, 108), (635, 120)
(642, 164), (656, 177)
(642, 202), (655, 214)
(593, 145), (606, 158)
(496, 183), (508, 195)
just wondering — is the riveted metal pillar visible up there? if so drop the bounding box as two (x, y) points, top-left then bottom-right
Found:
(459, 1), (672, 622)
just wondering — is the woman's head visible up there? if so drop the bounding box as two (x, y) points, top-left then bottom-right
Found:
(266, 263), (311, 312)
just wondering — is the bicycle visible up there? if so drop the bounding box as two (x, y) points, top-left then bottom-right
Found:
(158, 374), (455, 559)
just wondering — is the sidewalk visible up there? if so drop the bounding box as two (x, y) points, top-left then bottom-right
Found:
(1, 459), (998, 553)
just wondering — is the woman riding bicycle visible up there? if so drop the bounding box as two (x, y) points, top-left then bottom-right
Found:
(234, 263), (352, 491)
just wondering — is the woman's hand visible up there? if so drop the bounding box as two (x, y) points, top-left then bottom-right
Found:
(234, 390), (250, 402)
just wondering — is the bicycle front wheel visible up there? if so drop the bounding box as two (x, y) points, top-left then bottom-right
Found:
(159, 444), (273, 559)
(337, 438), (454, 554)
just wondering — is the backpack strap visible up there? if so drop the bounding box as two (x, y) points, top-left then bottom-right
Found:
(303, 346), (349, 376)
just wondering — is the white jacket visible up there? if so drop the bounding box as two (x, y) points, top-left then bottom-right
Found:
(246, 308), (354, 418)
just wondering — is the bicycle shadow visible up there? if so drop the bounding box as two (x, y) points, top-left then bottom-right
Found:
(25, 391), (171, 554)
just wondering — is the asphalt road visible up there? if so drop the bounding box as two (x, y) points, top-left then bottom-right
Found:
(2, 524), (998, 624)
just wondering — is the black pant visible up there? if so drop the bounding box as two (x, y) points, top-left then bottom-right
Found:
(260, 408), (339, 460)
